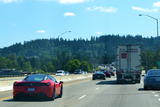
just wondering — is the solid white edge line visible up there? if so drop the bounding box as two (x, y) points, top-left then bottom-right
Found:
(154, 94), (159, 97)
(79, 95), (87, 100)
(152, 92), (155, 94)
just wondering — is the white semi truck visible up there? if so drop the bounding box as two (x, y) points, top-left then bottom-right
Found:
(116, 45), (141, 83)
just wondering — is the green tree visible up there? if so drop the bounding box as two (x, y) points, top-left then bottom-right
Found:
(141, 50), (155, 71)
(80, 61), (91, 72)
(41, 65), (48, 72)
(65, 59), (81, 73)
(6, 54), (19, 69)
(22, 61), (32, 72)
(35, 69), (45, 73)
(17, 56), (25, 69)
(0, 57), (7, 68)
(46, 62), (56, 73)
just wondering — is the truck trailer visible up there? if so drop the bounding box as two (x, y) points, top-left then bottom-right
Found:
(116, 45), (141, 83)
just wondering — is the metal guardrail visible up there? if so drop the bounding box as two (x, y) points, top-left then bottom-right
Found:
(0, 74), (26, 78)
(0, 74), (92, 81)
(0, 72), (91, 78)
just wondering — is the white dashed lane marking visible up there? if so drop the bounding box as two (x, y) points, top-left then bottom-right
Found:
(79, 95), (87, 100)
(154, 94), (159, 97)
(96, 87), (99, 90)
(151, 92), (160, 102)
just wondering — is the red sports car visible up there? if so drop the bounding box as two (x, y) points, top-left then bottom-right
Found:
(13, 74), (63, 100)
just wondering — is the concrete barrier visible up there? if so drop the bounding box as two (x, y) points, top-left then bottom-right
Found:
(0, 74), (92, 92)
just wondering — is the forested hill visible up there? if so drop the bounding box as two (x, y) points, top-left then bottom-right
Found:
(0, 35), (160, 63)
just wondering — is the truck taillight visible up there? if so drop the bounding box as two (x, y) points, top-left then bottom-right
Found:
(121, 53), (127, 58)
(116, 71), (121, 74)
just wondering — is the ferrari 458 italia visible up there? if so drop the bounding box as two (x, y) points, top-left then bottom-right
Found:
(13, 74), (63, 100)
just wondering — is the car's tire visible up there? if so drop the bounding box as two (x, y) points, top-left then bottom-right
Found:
(103, 77), (106, 80)
(59, 86), (63, 98)
(144, 85), (149, 90)
(92, 78), (95, 80)
(13, 96), (19, 101)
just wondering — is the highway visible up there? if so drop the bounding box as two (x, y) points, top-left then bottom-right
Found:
(1, 77), (160, 107)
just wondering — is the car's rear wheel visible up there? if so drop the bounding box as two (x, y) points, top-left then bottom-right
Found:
(13, 96), (17, 101)
(59, 86), (63, 98)
(13, 96), (18, 101)
(144, 85), (149, 90)
(92, 78), (95, 80)
(103, 77), (106, 80)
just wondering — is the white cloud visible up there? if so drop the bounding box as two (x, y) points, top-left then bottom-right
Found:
(0, 0), (22, 3)
(0, 0), (94, 4)
(64, 12), (76, 16)
(86, 6), (117, 13)
(132, 6), (159, 12)
(38, 0), (94, 4)
(36, 30), (46, 34)
(96, 32), (102, 35)
(153, 1), (160, 7)
(59, 0), (85, 4)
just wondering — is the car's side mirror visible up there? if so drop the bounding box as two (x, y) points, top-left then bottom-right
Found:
(60, 81), (63, 84)
(142, 74), (145, 76)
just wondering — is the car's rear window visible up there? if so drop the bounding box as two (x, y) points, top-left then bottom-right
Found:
(95, 72), (104, 74)
(57, 71), (63, 73)
(24, 75), (45, 82)
(147, 70), (160, 76)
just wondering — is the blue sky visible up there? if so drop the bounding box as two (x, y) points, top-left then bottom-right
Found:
(0, 0), (160, 48)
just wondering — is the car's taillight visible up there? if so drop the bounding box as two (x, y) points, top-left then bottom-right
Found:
(46, 82), (51, 86)
(14, 82), (18, 86)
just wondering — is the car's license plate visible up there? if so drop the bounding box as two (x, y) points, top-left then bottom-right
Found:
(27, 88), (35, 91)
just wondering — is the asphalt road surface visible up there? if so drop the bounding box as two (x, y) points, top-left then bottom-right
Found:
(1, 77), (160, 107)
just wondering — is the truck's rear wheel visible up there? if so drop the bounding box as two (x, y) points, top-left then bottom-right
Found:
(136, 80), (141, 83)
(117, 80), (122, 84)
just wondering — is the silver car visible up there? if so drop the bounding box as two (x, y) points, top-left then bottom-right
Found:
(56, 70), (66, 76)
